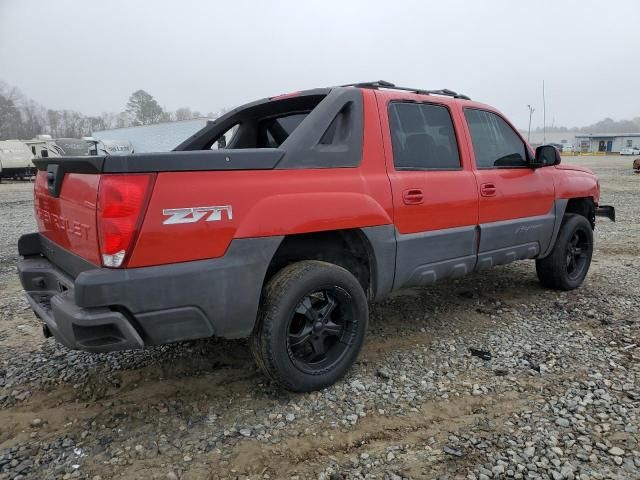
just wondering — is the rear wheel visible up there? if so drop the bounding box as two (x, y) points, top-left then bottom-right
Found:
(250, 260), (368, 392)
(536, 214), (593, 290)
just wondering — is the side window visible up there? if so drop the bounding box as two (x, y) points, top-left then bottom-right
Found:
(464, 109), (528, 168)
(388, 102), (461, 170)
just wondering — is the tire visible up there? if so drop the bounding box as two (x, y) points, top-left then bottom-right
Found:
(536, 214), (593, 290)
(250, 260), (368, 392)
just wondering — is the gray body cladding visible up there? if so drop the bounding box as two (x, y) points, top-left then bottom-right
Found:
(365, 200), (566, 295)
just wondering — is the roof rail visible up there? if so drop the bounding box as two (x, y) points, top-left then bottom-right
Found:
(343, 80), (471, 100)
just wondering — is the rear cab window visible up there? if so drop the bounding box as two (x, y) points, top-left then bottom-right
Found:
(388, 102), (461, 170)
(186, 94), (329, 151)
(178, 87), (364, 169)
(210, 124), (239, 149)
(256, 113), (309, 148)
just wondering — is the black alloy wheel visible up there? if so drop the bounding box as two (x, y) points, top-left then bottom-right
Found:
(250, 260), (368, 392)
(536, 214), (594, 291)
(287, 287), (358, 374)
(565, 228), (590, 281)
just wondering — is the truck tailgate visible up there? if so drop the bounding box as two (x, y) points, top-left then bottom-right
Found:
(34, 170), (101, 266)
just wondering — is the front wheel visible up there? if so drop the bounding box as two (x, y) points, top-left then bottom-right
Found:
(536, 214), (593, 290)
(250, 260), (368, 392)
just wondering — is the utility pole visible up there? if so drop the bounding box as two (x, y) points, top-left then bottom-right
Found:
(542, 80), (547, 144)
(527, 105), (535, 143)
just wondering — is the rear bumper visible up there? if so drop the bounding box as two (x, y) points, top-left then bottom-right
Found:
(17, 233), (282, 352)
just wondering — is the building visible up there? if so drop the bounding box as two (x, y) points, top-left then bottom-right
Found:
(519, 130), (640, 153)
(522, 131), (581, 150)
(92, 118), (211, 153)
(574, 133), (640, 153)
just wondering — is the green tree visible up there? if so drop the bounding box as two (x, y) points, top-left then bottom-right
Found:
(125, 90), (164, 125)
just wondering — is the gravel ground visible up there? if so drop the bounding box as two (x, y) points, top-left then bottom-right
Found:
(0, 156), (638, 480)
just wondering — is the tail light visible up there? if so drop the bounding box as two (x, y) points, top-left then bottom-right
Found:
(97, 174), (154, 268)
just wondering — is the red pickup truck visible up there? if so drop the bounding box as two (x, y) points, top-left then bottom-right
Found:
(18, 81), (615, 391)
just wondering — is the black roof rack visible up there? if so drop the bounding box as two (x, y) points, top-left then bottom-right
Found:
(342, 80), (471, 100)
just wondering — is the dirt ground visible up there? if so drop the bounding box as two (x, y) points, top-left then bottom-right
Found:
(0, 156), (638, 480)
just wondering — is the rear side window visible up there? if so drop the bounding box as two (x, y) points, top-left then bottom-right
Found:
(464, 109), (527, 168)
(388, 102), (461, 170)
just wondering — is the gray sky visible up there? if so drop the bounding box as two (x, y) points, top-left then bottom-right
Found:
(1, 0), (639, 129)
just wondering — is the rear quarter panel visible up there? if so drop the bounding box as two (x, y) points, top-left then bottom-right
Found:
(128, 89), (393, 267)
(129, 169), (393, 267)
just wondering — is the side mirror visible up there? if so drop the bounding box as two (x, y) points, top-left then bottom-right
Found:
(532, 145), (561, 168)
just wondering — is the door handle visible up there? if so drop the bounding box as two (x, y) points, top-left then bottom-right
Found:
(480, 183), (497, 197)
(403, 189), (424, 205)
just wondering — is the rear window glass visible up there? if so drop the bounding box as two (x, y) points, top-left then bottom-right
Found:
(388, 102), (461, 170)
(181, 93), (327, 151)
(210, 124), (239, 149)
(257, 113), (310, 148)
(275, 114), (308, 135)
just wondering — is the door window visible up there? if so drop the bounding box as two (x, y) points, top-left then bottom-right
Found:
(388, 102), (461, 170)
(464, 109), (528, 168)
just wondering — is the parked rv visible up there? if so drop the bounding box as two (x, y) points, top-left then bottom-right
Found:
(54, 138), (91, 156)
(23, 135), (63, 159)
(0, 140), (35, 181)
(84, 138), (134, 156)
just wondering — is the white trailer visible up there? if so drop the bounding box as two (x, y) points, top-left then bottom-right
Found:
(0, 140), (35, 181)
(23, 135), (63, 159)
(84, 137), (134, 156)
(53, 138), (91, 156)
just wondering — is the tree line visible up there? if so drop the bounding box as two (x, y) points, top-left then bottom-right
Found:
(0, 80), (221, 141)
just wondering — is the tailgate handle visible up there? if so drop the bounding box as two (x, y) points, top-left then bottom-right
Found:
(46, 164), (64, 197)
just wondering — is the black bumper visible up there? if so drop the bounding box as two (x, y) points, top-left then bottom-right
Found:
(17, 234), (282, 352)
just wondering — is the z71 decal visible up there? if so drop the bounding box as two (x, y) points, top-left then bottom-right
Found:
(162, 206), (233, 224)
